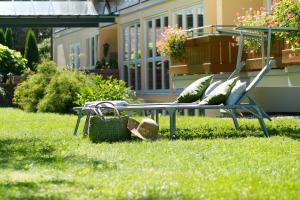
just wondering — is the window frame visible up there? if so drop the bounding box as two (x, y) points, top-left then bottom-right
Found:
(69, 43), (80, 69)
(173, 2), (204, 34)
(88, 34), (99, 68)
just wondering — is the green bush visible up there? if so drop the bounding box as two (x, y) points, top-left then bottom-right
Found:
(14, 59), (87, 113)
(5, 28), (14, 49)
(38, 38), (51, 60)
(0, 29), (5, 45)
(13, 60), (56, 112)
(14, 60), (139, 113)
(37, 70), (86, 113)
(24, 29), (39, 71)
(75, 75), (138, 106)
(0, 44), (28, 81)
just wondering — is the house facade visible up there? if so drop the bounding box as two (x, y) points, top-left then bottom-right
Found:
(53, 27), (99, 69)
(53, 0), (300, 113)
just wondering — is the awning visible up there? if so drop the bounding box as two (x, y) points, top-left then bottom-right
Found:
(0, 0), (117, 27)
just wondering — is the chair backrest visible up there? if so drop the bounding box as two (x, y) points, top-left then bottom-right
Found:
(236, 59), (276, 104)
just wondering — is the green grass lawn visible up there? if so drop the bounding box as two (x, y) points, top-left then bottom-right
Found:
(0, 108), (299, 200)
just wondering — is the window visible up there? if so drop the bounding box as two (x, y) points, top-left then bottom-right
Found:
(87, 34), (99, 68)
(121, 23), (141, 90)
(146, 15), (169, 90)
(174, 3), (204, 36)
(69, 43), (80, 68)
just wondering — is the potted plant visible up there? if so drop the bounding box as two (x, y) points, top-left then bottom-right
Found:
(157, 26), (188, 66)
(272, 0), (300, 64)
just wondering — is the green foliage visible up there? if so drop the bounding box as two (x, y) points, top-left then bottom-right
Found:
(0, 44), (28, 81)
(272, 0), (300, 49)
(0, 87), (6, 98)
(157, 26), (188, 60)
(14, 59), (87, 113)
(5, 28), (14, 49)
(96, 58), (118, 69)
(75, 75), (137, 106)
(37, 70), (86, 113)
(24, 29), (39, 71)
(0, 29), (5, 45)
(0, 108), (300, 199)
(38, 38), (51, 60)
(13, 60), (57, 112)
(235, 8), (271, 51)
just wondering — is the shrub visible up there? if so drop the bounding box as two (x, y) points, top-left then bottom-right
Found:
(24, 29), (39, 71)
(0, 44), (28, 81)
(272, 0), (300, 49)
(75, 75), (138, 106)
(157, 26), (188, 60)
(37, 70), (86, 113)
(13, 60), (56, 112)
(5, 28), (14, 49)
(0, 29), (5, 45)
(38, 38), (51, 60)
(14, 59), (87, 113)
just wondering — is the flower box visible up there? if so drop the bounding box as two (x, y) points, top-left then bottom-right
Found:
(243, 39), (285, 71)
(169, 35), (238, 76)
(282, 48), (300, 64)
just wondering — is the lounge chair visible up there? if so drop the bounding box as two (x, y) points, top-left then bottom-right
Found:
(73, 59), (275, 138)
(73, 26), (283, 139)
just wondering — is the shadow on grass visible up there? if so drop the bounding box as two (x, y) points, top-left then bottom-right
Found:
(159, 124), (300, 140)
(0, 138), (117, 171)
(0, 179), (74, 200)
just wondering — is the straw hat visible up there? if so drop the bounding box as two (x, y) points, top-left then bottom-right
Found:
(127, 118), (159, 141)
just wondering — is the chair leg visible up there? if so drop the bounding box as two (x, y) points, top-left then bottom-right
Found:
(230, 110), (239, 130)
(150, 110), (155, 120)
(254, 107), (269, 137)
(83, 111), (92, 136)
(232, 116), (239, 130)
(261, 108), (272, 121)
(258, 117), (269, 137)
(155, 110), (159, 125)
(73, 110), (83, 136)
(167, 109), (177, 139)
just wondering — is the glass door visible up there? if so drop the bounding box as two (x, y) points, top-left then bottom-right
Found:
(121, 23), (141, 90)
(146, 15), (169, 91)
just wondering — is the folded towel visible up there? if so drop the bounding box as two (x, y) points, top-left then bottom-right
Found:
(85, 100), (128, 107)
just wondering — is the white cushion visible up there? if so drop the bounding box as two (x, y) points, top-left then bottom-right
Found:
(202, 80), (222, 99)
(85, 101), (128, 107)
(226, 80), (246, 105)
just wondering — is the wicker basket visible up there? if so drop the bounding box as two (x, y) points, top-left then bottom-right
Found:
(88, 102), (131, 143)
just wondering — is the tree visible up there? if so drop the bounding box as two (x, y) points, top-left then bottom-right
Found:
(0, 29), (5, 45)
(5, 28), (14, 49)
(24, 29), (39, 71)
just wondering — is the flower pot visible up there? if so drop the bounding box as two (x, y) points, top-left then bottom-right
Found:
(170, 57), (187, 66)
(244, 39), (285, 71)
(282, 48), (300, 64)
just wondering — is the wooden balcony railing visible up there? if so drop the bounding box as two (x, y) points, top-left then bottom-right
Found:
(169, 35), (238, 76)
